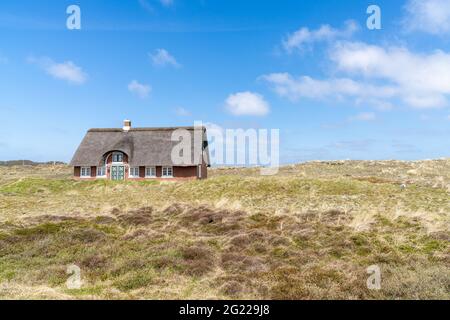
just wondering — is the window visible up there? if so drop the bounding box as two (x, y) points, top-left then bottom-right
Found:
(130, 167), (139, 178)
(162, 166), (173, 178)
(145, 166), (156, 178)
(97, 166), (106, 177)
(112, 152), (123, 163)
(80, 167), (91, 178)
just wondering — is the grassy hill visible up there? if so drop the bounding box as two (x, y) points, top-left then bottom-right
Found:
(0, 160), (448, 299)
(0, 160), (66, 166)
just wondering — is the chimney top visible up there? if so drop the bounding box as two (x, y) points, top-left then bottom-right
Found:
(123, 120), (131, 132)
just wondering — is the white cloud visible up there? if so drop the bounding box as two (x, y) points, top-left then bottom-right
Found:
(175, 107), (191, 116)
(149, 49), (180, 67)
(225, 91), (270, 116)
(331, 41), (450, 108)
(283, 20), (358, 53)
(349, 112), (376, 122)
(28, 56), (87, 85)
(47, 62), (87, 85)
(404, 0), (450, 34)
(261, 72), (396, 106)
(264, 41), (450, 109)
(128, 80), (152, 99)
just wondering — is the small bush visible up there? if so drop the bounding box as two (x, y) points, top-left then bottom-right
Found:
(117, 207), (153, 226)
(114, 270), (155, 292)
(180, 246), (215, 276)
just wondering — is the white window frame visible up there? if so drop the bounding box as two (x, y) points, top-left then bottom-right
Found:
(162, 166), (173, 178)
(112, 152), (124, 164)
(80, 166), (91, 178)
(129, 167), (139, 178)
(145, 166), (156, 178)
(97, 166), (106, 178)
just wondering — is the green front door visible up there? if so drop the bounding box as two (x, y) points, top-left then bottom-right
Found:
(111, 166), (125, 180)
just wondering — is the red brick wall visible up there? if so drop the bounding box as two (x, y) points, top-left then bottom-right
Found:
(133, 166), (198, 179)
(74, 162), (207, 180)
(174, 166), (197, 178)
(200, 158), (208, 179)
(73, 166), (96, 180)
(156, 166), (162, 178)
(202, 164), (208, 179)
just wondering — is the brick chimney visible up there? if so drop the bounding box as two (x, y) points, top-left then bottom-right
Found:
(123, 120), (131, 132)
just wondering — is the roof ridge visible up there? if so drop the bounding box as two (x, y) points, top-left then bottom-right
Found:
(88, 126), (206, 132)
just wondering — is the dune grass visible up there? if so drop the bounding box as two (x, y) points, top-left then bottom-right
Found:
(0, 161), (448, 299)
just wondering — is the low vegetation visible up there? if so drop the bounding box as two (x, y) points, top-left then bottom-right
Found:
(0, 160), (448, 299)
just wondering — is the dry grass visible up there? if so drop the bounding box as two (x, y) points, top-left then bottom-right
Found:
(0, 161), (448, 300)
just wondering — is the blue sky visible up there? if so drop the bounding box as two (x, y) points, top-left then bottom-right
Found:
(0, 0), (449, 164)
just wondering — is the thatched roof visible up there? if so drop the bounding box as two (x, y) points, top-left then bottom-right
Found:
(70, 126), (209, 167)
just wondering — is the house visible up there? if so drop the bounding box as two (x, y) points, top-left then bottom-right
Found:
(70, 120), (209, 180)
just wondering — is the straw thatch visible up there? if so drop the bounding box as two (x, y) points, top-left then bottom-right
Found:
(70, 127), (209, 167)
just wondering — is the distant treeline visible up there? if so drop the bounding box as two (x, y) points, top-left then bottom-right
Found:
(0, 160), (66, 166)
